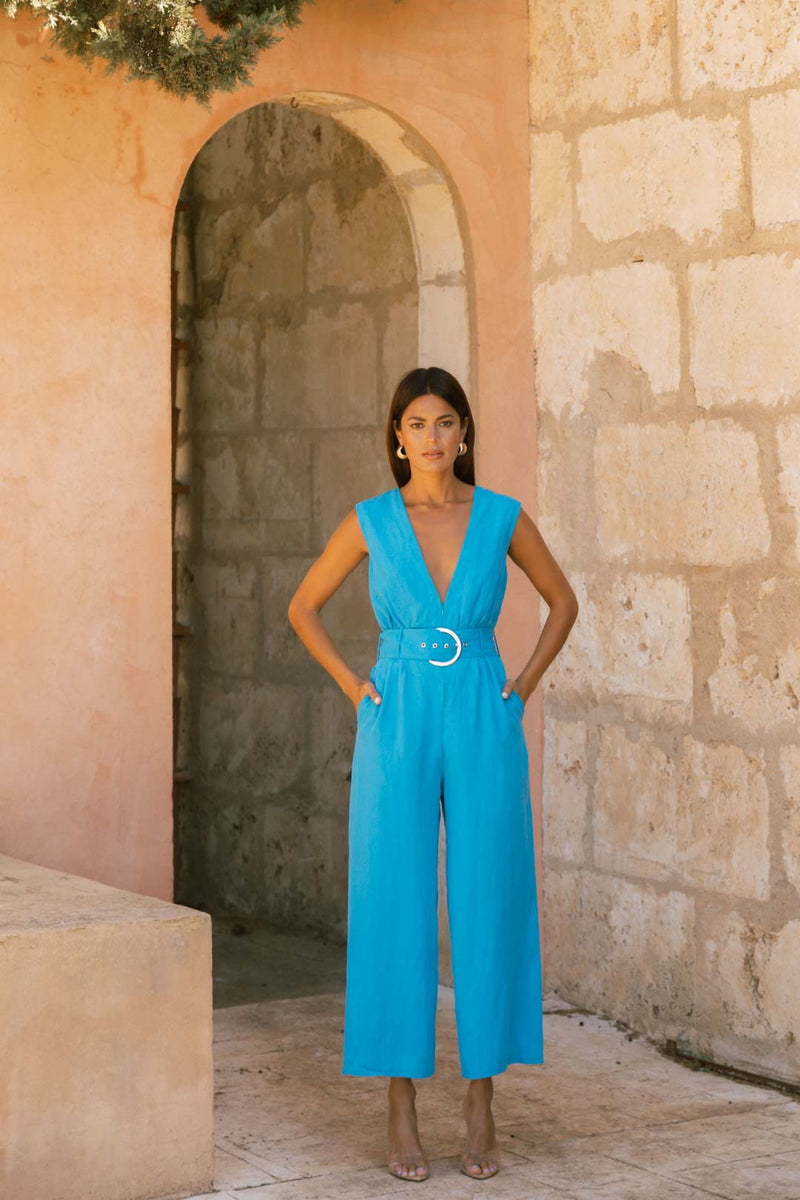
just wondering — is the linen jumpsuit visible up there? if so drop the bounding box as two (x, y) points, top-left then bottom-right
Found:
(342, 482), (544, 1080)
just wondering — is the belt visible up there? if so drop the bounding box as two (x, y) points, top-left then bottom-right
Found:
(377, 625), (498, 667)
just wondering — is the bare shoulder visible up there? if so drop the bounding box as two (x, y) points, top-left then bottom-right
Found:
(507, 502), (578, 610)
(288, 507), (368, 616)
(329, 507), (368, 558)
(507, 502), (550, 561)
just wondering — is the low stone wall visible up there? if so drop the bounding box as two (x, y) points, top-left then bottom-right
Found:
(0, 855), (213, 1200)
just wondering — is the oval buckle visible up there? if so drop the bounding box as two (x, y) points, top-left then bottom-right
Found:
(428, 626), (462, 667)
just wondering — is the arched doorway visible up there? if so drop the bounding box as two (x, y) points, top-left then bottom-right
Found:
(169, 93), (472, 990)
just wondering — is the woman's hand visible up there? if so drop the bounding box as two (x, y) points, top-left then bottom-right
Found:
(501, 678), (526, 706)
(351, 679), (382, 713)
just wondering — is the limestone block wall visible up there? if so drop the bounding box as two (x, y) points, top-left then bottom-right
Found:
(175, 103), (417, 936)
(530, 0), (800, 1080)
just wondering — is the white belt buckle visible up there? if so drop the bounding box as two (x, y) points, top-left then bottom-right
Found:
(428, 626), (462, 667)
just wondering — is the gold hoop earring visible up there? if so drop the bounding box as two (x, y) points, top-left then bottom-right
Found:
(457, 442), (467, 456)
(396, 444), (408, 460)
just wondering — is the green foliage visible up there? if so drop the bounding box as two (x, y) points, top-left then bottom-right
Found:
(1, 0), (326, 106)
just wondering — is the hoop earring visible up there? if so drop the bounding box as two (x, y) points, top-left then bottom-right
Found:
(457, 442), (467, 456)
(396, 443), (408, 460)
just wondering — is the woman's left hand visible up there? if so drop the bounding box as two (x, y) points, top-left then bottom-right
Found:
(501, 679), (525, 706)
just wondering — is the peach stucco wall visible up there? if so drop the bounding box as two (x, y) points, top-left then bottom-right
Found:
(0, 0), (538, 900)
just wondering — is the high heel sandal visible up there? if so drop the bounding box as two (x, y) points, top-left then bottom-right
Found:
(459, 1152), (500, 1180)
(388, 1158), (430, 1182)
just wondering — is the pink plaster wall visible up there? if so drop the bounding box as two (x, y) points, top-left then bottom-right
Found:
(0, 0), (539, 902)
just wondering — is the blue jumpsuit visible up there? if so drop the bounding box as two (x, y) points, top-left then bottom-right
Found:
(342, 482), (544, 1080)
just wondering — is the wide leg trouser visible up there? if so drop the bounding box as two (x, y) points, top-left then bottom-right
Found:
(342, 650), (544, 1079)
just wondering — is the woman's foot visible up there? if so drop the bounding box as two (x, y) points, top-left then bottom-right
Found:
(461, 1078), (500, 1179)
(387, 1077), (430, 1181)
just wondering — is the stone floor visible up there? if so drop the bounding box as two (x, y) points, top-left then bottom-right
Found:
(175, 917), (800, 1200)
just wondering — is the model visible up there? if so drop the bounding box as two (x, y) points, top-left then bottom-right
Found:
(288, 365), (578, 1183)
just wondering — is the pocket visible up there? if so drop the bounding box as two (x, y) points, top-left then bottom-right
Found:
(507, 688), (525, 717)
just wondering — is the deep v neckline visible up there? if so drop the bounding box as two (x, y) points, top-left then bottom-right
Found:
(394, 483), (482, 610)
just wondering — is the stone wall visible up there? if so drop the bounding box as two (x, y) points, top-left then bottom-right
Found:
(531, 0), (800, 1079)
(174, 103), (418, 938)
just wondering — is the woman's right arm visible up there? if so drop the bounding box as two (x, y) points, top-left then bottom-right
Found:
(287, 509), (382, 713)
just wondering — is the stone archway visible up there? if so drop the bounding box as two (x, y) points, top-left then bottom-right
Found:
(280, 92), (472, 391)
(169, 94), (472, 974)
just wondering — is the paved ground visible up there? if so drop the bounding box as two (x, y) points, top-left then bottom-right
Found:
(176, 919), (800, 1200)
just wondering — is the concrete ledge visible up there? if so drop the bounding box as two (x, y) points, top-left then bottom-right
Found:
(0, 855), (214, 1200)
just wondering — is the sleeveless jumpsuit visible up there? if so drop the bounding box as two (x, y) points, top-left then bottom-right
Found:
(342, 482), (544, 1080)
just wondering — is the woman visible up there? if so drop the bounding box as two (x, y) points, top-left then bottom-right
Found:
(288, 366), (578, 1183)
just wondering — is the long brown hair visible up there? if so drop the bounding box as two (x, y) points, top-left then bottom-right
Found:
(385, 367), (476, 487)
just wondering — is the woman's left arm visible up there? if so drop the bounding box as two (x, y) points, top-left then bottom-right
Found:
(504, 506), (579, 705)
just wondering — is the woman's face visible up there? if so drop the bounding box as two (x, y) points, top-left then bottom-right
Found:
(394, 394), (467, 474)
